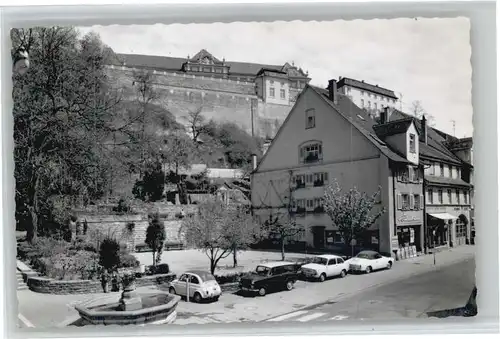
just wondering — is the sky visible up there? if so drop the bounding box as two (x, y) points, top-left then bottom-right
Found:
(79, 17), (473, 137)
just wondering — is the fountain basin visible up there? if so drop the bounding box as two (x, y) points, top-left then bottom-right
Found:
(74, 291), (181, 326)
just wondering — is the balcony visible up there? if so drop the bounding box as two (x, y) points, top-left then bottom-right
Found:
(313, 206), (325, 214)
(296, 181), (305, 189)
(313, 180), (324, 187)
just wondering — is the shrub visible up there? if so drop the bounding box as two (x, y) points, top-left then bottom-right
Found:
(99, 238), (121, 271)
(119, 254), (140, 268)
(113, 198), (131, 213)
(50, 251), (100, 280)
(156, 263), (170, 274)
(214, 271), (248, 285)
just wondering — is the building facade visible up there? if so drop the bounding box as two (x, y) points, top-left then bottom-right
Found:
(336, 76), (399, 118)
(106, 49), (310, 138)
(250, 80), (423, 259)
(389, 111), (474, 250)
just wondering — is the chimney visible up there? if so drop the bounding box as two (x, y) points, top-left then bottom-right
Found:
(380, 106), (388, 124)
(421, 115), (428, 144)
(328, 79), (338, 105)
(251, 154), (257, 171)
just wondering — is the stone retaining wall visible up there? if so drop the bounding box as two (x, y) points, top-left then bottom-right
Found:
(27, 273), (177, 295)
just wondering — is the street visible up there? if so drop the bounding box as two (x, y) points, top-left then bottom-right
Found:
(264, 257), (475, 323)
(16, 246), (475, 328)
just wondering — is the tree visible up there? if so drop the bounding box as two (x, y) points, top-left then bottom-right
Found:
(12, 27), (122, 242)
(133, 159), (165, 202)
(411, 100), (435, 127)
(145, 213), (166, 267)
(99, 237), (121, 271)
(185, 106), (207, 144)
(256, 170), (304, 261)
(322, 180), (385, 247)
(180, 199), (235, 274)
(224, 205), (262, 267)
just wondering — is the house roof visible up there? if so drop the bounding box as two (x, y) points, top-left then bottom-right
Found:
(337, 77), (398, 99)
(389, 110), (467, 166)
(112, 52), (294, 77)
(425, 175), (472, 188)
(309, 86), (410, 164)
(372, 118), (418, 138)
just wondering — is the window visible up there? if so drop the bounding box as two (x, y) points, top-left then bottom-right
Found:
(448, 165), (452, 177)
(280, 89), (286, 99)
(413, 194), (421, 210)
(296, 199), (305, 213)
(438, 190), (443, 204)
(189, 275), (200, 284)
(447, 189), (452, 204)
(280, 82), (285, 87)
(313, 172), (328, 186)
(269, 87), (275, 97)
(427, 189), (434, 204)
(295, 174), (305, 188)
(361, 99), (365, 107)
(327, 259), (336, 266)
(270, 80), (274, 85)
(429, 164), (435, 175)
(306, 109), (315, 129)
(374, 103), (378, 110)
(400, 194), (410, 210)
(409, 134), (416, 153)
(456, 189), (460, 204)
(368, 101), (371, 108)
(464, 191), (469, 204)
(337, 258), (345, 264)
(456, 220), (467, 238)
(306, 199), (314, 211)
(299, 142), (323, 163)
(440, 163), (444, 177)
(361, 91), (365, 96)
(305, 174), (314, 185)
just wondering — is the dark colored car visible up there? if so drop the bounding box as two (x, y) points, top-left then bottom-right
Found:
(239, 261), (301, 296)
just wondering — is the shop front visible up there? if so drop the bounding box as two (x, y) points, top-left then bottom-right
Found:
(394, 210), (424, 259)
(427, 206), (471, 248)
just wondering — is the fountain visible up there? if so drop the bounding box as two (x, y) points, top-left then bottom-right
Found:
(74, 271), (181, 326)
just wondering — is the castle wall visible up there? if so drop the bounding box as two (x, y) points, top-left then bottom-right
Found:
(107, 66), (294, 138)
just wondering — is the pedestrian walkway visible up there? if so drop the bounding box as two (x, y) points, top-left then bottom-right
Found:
(266, 310), (351, 323)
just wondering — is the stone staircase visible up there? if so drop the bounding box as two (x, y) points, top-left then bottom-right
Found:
(17, 270), (28, 291)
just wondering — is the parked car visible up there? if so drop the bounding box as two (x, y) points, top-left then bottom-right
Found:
(239, 261), (301, 296)
(168, 270), (222, 303)
(301, 254), (349, 281)
(346, 250), (393, 274)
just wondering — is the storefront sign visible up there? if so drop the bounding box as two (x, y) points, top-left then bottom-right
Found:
(397, 212), (421, 225)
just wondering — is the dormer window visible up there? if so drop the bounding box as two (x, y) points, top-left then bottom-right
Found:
(305, 109), (316, 129)
(299, 141), (323, 164)
(409, 133), (416, 153)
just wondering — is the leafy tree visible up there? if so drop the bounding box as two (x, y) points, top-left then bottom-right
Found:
(145, 213), (166, 267)
(180, 199), (237, 274)
(133, 159), (165, 202)
(99, 237), (121, 271)
(256, 170), (303, 261)
(12, 27), (122, 242)
(411, 100), (435, 127)
(224, 205), (261, 267)
(322, 180), (385, 247)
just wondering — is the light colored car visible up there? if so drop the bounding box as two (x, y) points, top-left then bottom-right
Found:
(346, 250), (393, 274)
(301, 254), (349, 282)
(168, 270), (222, 303)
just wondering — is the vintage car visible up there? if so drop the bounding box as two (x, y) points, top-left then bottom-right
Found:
(239, 261), (301, 296)
(168, 270), (222, 303)
(346, 250), (393, 274)
(301, 254), (349, 281)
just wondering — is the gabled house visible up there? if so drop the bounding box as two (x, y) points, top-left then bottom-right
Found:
(251, 79), (424, 259)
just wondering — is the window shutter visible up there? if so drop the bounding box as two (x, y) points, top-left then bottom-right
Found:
(397, 194), (402, 210)
(410, 195), (414, 210)
(420, 195), (424, 210)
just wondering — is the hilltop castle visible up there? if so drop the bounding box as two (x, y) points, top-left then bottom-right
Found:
(106, 49), (311, 138)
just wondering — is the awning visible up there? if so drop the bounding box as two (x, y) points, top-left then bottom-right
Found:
(428, 213), (457, 220)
